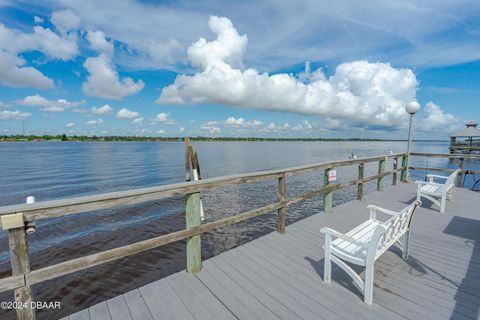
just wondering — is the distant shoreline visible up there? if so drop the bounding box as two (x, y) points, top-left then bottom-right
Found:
(0, 135), (448, 142)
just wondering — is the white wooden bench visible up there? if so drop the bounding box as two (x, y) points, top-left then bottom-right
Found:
(320, 201), (421, 305)
(415, 169), (459, 213)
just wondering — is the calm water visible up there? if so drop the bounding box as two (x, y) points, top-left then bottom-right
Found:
(0, 140), (474, 319)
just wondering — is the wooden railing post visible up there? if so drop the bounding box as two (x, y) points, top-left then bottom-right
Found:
(357, 162), (364, 200)
(377, 157), (386, 191)
(5, 220), (35, 320)
(186, 192), (201, 273)
(400, 155), (408, 182)
(324, 168), (333, 214)
(392, 157), (398, 186)
(458, 157), (465, 187)
(277, 173), (286, 234)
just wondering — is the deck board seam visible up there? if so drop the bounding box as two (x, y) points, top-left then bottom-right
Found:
(193, 273), (240, 320)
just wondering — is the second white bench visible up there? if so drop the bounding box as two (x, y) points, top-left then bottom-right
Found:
(416, 169), (459, 213)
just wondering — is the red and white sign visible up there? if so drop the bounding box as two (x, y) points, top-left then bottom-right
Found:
(328, 170), (337, 182)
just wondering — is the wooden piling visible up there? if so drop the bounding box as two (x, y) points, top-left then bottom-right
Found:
(186, 192), (202, 273)
(8, 226), (35, 320)
(277, 173), (286, 234)
(392, 157), (398, 186)
(357, 162), (364, 200)
(324, 168), (333, 213)
(458, 158), (465, 187)
(401, 155), (408, 182)
(377, 158), (386, 191)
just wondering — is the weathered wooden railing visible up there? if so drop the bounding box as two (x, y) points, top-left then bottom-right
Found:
(409, 152), (480, 187)
(0, 151), (429, 319)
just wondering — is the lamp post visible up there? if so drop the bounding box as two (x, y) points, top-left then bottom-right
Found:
(405, 101), (421, 180)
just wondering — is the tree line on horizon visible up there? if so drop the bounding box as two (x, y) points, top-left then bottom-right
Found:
(0, 134), (445, 142)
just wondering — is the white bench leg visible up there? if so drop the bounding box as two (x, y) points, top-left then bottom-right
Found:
(324, 235), (332, 283)
(364, 262), (375, 305)
(402, 231), (410, 260)
(440, 193), (446, 213)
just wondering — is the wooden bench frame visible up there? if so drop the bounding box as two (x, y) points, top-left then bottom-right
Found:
(415, 169), (459, 213)
(321, 201), (421, 305)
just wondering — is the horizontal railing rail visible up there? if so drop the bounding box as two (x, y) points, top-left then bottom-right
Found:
(3, 150), (480, 319)
(409, 152), (480, 187)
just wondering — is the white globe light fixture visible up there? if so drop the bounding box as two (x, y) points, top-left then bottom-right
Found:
(405, 101), (421, 115)
(405, 101), (421, 181)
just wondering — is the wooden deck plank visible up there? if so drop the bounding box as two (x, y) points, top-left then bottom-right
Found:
(219, 249), (339, 320)
(68, 309), (91, 320)
(242, 235), (407, 320)
(124, 289), (154, 320)
(106, 295), (132, 320)
(89, 301), (111, 320)
(167, 272), (235, 320)
(139, 282), (174, 320)
(197, 261), (274, 320)
(210, 256), (303, 320)
(153, 278), (195, 320)
(66, 184), (480, 320)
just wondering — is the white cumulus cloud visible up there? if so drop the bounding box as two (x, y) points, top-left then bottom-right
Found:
(157, 16), (420, 128)
(65, 122), (75, 128)
(420, 102), (459, 132)
(91, 104), (113, 115)
(18, 95), (84, 112)
(0, 51), (54, 88)
(0, 110), (31, 120)
(116, 108), (140, 119)
(51, 9), (81, 34)
(82, 54), (144, 99)
(0, 21), (78, 88)
(152, 112), (172, 124)
(86, 118), (103, 126)
(86, 30), (113, 54)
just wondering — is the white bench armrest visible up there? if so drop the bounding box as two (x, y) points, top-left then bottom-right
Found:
(320, 227), (368, 247)
(367, 205), (398, 220)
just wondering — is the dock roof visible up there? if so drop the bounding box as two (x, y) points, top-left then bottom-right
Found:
(451, 120), (480, 137)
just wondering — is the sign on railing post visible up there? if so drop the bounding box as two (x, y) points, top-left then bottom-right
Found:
(186, 192), (202, 273)
(401, 155), (408, 182)
(357, 162), (364, 200)
(277, 173), (286, 234)
(377, 158), (386, 191)
(324, 168), (333, 213)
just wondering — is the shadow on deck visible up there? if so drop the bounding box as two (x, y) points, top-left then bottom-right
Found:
(66, 183), (480, 320)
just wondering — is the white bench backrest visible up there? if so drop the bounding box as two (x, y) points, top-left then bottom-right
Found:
(446, 169), (460, 188)
(370, 201), (420, 258)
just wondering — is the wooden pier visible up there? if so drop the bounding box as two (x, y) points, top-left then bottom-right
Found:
(0, 152), (479, 320)
(61, 182), (479, 320)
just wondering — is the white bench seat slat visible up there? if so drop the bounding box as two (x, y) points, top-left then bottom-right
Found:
(332, 220), (379, 262)
(419, 184), (443, 196)
(321, 201), (421, 305)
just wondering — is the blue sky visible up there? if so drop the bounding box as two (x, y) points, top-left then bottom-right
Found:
(0, 1), (479, 139)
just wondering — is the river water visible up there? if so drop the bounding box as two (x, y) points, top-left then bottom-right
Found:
(0, 140), (475, 319)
